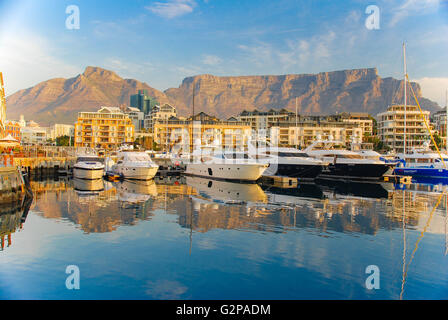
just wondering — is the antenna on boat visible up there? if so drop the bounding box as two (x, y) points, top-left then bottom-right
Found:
(403, 42), (407, 155)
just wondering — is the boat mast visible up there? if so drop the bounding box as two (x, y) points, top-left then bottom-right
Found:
(403, 42), (407, 155)
(446, 88), (447, 150)
(295, 97), (298, 147)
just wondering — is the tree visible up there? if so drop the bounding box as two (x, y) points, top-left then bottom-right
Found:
(56, 135), (74, 146)
(432, 133), (442, 151)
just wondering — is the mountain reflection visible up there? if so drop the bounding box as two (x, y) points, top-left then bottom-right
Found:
(27, 177), (448, 238)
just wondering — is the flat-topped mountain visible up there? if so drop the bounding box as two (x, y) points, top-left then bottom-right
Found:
(6, 66), (440, 125)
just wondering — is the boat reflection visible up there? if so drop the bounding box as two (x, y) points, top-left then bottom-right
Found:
(73, 178), (104, 193)
(115, 179), (158, 203)
(316, 179), (393, 199)
(0, 195), (33, 251)
(261, 182), (325, 205)
(186, 176), (267, 205)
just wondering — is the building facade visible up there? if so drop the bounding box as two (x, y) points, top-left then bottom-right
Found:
(236, 109), (294, 132)
(153, 112), (252, 152)
(144, 104), (178, 131)
(377, 104), (431, 153)
(74, 106), (135, 150)
(48, 124), (75, 141)
(125, 107), (144, 132)
(21, 126), (47, 145)
(4, 121), (21, 143)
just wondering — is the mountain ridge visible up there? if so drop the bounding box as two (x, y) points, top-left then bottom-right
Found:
(6, 66), (440, 126)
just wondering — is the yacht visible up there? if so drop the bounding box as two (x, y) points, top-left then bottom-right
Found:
(111, 151), (159, 180)
(248, 139), (325, 179)
(304, 137), (393, 180)
(73, 152), (105, 180)
(394, 143), (448, 179)
(185, 145), (269, 182)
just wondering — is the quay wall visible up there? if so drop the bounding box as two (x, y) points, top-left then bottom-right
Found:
(0, 167), (25, 203)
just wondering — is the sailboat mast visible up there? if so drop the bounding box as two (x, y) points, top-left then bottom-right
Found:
(446, 89), (447, 150)
(403, 42), (407, 155)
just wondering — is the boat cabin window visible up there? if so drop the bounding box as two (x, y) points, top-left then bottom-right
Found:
(77, 157), (103, 163)
(266, 152), (310, 158)
(224, 153), (249, 159)
(334, 154), (362, 159)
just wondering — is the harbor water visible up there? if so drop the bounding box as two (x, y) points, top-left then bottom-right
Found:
(1, 176), (448, 299)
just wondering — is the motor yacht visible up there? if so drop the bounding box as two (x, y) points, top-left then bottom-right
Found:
(304, 137), (393, 180)
(394, 142), (448, 179)
(185, 145), (268, 182)
(111, 151), (159, 180)
(248, 139), (325, 179)
(73, 151), (105, 180)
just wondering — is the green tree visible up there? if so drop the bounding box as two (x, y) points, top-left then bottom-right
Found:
(56, 135), (74, 146)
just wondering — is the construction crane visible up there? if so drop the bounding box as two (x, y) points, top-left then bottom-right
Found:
(0, 72), (6, 135)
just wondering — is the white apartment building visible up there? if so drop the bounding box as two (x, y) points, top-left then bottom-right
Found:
(48, 124), (75, 140)
(21, 126), (48, 145)
(125, 107), (144, 132)
(144, 104), (178, 131)
(377, 104), (431, 153)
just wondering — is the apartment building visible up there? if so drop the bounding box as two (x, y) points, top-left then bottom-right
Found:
(125, 107), (144, 131)
(74, 106), (135, 150)
(144, 104), (178, 131)
(153, 112), (252, 152)
(48, 124), (75, 141)
(377, 104), (431, 153)
(270, 120), (364, 148)
(236, 109), (294, 132)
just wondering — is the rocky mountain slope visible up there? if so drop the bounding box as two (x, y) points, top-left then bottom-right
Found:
(6, 66), (440, 125)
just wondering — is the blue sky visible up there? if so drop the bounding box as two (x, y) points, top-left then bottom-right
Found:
(0, 0), (447, 105)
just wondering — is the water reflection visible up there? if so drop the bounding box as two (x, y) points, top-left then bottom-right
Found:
(0, 195), (33, 251)
(10, 176), (447, 299)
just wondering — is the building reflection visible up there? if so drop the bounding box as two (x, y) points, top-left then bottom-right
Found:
(0, 195), (33, 251)
(26, 177), (448, 240)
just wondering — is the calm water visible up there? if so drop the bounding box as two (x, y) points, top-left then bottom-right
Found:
(1, 175), (448, 300)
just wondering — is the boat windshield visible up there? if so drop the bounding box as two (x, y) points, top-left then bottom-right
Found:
(77, 157), (103, 163)
(223, 153), (250, 159)
(267, 152), (310, 158)
(123, 153), (151, 162)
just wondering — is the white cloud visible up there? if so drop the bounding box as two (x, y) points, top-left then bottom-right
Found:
(415, 77), (448, 107)
(389, 0), (440, 27)
(146, 0), (196, 19)
(0, 32), (79, 96)
(202, 54), (222, 66)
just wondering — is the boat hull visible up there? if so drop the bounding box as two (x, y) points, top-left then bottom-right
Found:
(268, 163), (324, 179)
(112, 165), (159, 180)
(320, 163), (392, 180)
(394, 167), (448, 179)
(73, 167), (104, 180)
(185, 163), (267, 181)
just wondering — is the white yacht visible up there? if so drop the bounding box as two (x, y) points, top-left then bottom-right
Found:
(304, 137), (393, 180)
(73, 152), (105, 180)
(111, 151), (159, 180)
(248, 139), (325, 179)
(185, 145), (268, 182)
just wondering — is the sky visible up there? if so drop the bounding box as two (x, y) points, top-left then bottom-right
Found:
(0, 0), (447, 106)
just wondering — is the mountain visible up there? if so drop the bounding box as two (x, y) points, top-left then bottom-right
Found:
(165, 68), (440, 118)
(6, 66), (440, 125)
(6, 66), (173, 125)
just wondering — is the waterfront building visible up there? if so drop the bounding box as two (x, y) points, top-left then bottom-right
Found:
(270, 119), (364, 148)
(377, 104), (431, 153)
(48, 124), (75, 141)
(236, 109), (294, 132)
(339, 112), (374, 137)
(4, 120), (21, 143)
(74, 106), (135, 150)
(144, 104), (178, 131)
(130, 89), (158, 115)
(125, 107), (144, 131)
(432, 107), (447, 146)
(153, 112), (252, 152)
(21, 126), (47, 145)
